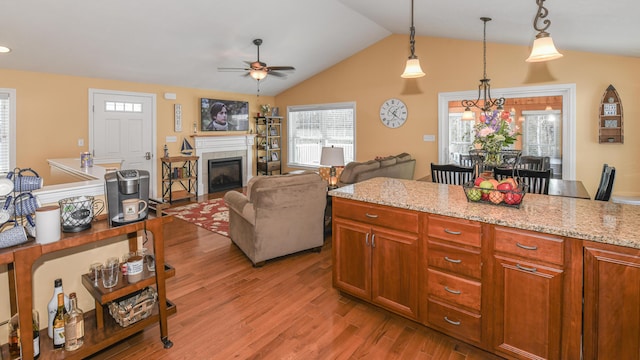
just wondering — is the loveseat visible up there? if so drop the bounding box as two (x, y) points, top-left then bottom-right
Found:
(223, 171), (327, 266)
(336, 153), (416, 187)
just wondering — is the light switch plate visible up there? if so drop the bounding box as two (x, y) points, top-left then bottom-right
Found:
(423, 134), (435, 142)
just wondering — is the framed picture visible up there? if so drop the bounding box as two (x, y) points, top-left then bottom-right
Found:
(200, 98), (249, 131)
(271, 139), (279, 148)
(271, 152), (279, 161)
(271, 107), (280, 116)
(269, 126), (277, 136)
(603, 103), (617, 116)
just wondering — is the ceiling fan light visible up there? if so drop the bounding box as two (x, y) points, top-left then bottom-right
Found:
(401, 58), (425, 78)
(250, 68), (267, 80)
(526, 34), (563, 62)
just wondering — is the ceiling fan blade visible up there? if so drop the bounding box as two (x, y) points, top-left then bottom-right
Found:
(218, 67), (250, 72)
(267, 66), (295, 71)
(268, 71), (288, 78)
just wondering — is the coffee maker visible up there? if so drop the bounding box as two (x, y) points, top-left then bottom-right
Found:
(105, 169), (150, 226)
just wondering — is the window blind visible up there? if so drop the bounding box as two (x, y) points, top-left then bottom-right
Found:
(0, 92), (10, 173)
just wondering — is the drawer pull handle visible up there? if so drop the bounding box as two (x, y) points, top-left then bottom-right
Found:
(365, 213), (379, 219)
(444, 256), (462, 264)
(365, 233), (370, 246)
(516, 263), (537, 273)
(516, 242), (538, 251)
(444, 286), (461, 295)
(444, 316), (461, 326)
(444, 228), (462, 235)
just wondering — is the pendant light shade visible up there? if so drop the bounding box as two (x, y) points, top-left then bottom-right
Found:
(526, 0), (563, 62)
(401, 58), (425, 79)
(400, 0), (426, 78)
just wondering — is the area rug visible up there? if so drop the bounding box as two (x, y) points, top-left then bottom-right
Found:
(163, 198), (229, 237)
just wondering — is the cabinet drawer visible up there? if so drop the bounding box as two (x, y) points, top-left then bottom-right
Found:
(427, 240), (482, 279)
(427, 299), (481, 344)
(334, 198), (419, 233)
(494, 226), (564, 265)
(427, 269), (481, 311)
(428, 215), (481, 247)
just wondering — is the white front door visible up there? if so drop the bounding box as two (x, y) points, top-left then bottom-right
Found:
(89, 90), (157, 197)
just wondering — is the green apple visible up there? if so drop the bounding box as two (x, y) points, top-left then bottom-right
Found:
(479, 180), (494, 194)
(467, 188), (482, 201)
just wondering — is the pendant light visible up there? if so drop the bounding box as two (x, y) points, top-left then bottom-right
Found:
(400, 0), (425, 78)
(526, 0), (563, 62)
(461, 17), (505, 120)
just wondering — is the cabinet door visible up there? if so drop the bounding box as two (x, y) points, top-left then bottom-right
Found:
(584, 246), (640, 360)
(371, 226), (419, 319)
(493, 255), (563, 360)
(332, 219), (371, 299)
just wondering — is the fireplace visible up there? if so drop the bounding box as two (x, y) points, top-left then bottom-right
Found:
(209, 157), (242, 193)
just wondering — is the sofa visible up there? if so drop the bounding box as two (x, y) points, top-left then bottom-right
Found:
(336, 153), (416, 187)
(223, 171), (327, 266)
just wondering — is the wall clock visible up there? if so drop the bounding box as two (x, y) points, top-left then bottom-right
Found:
(380, 98), (408, 128)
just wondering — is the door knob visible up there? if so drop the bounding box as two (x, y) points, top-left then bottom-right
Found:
(145, 152), (151, 160)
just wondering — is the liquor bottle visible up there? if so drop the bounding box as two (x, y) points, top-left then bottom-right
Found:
(33, 309), (41, 359)
(52, 293), (66, 349)
(47, 278), (69, 338)
(64, 292), (84, 351)
(8, 313), (19, 357)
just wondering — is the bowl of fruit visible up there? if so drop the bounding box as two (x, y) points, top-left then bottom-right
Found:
(463, 176), (527, 208)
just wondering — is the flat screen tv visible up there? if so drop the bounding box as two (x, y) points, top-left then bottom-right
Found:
(200, 98), (249, 131)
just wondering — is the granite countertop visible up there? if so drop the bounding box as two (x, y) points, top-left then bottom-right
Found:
(328, 177), (640, 250)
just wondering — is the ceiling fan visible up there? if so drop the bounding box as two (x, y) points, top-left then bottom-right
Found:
(218, 39), (295, 81)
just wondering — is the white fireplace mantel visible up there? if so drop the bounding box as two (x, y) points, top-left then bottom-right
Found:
(193, 134), (255, 194)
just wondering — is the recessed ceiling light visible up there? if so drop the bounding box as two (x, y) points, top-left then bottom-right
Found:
(0, 46), (12, 53)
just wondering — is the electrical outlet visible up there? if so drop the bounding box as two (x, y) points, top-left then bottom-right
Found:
(78, 138), (84, 146)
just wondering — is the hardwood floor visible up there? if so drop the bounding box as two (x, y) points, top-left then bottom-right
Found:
(91, 191), (502, 360)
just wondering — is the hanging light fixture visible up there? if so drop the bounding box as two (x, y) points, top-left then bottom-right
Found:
(526, 0), (563, 62)
(250, 68), (267, 80)
(400, 0), (425, 78)
(461, 17), (504, 120)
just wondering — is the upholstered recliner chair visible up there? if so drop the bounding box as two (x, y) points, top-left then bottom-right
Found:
(223, 172), (327, 266)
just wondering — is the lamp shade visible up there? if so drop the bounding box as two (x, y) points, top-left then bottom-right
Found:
(526, 36), (563, 62)
(401, 58), (426, 78)
(461, 108), (475, 121)
(250, 68), (268, 80)
(320, 146), (345, 167)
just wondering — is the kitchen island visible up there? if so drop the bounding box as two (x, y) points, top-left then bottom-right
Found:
(329, 177), (639, 360)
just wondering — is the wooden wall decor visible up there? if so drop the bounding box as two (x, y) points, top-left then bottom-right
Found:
(598, 85), (624, 144)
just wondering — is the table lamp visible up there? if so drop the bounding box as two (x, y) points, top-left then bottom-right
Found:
(320, 146), (345, 189)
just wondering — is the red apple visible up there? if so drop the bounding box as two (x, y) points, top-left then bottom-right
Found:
(496, 182), (513, 191)
(474, 177), (484, 187)
(504, 192), (523, 205)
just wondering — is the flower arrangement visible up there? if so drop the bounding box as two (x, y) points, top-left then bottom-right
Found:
(473, 109), (520, 153)
(260, 104), (271, 115)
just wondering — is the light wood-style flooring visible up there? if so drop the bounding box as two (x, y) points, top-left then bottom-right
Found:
(91, 192), (502, 359)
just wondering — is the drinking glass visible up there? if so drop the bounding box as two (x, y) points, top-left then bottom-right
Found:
(101, 262), (119, 288)
(89, 262), (103, 287)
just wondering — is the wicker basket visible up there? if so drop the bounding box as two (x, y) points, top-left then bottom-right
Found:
(109, 287), (157, 327)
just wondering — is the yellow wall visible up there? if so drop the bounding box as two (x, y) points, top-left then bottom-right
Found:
(276, 34), (640, 197)
(0, 68), (274, 191)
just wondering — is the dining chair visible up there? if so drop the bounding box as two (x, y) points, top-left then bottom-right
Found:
(494, 168), (552, 194)
(518, 156), (550, 171)
(459, 154), (473, 167)
(594, 164), (616, 201)
(431, 163), (474, 185)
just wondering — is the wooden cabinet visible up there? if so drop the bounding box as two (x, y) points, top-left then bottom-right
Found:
(492, 226), (564, 360)
(583, 242), (640, 360)
(161, 156), (198, 203)
(255, 116), (282, 175)
(423, 215), (483, 345)
(10, 216), (176, 360)
(598, 84), (624, 144)
(332, 197), (419, 319)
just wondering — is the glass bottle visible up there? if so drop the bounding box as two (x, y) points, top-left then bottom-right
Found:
(64, 292), (84, 351)
(47, 278), (69, 339)
(52, 293), (66, 349)
(8, 313), (19, 357)
(33, 309), (40, 359)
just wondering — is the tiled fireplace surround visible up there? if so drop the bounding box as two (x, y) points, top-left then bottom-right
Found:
(193, 134), (256, 195)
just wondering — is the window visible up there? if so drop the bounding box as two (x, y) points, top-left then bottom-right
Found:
(0, 89), (16, 174)
(287, 102), (356, 168)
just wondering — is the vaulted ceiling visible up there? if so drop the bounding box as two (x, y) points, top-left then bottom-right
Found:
(1, 0), (638, 96)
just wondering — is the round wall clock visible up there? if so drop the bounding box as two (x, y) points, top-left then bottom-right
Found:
(380, 98), (408, 128)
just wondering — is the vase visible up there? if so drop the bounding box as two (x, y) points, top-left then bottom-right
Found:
(483, 141), (504, 167)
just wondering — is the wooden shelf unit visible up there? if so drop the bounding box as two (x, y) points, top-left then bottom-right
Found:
(598, 84), (624, 144)
(255, 116), (283, 175)
(9, 215), (175, 359)
(161, 156), (199, 203)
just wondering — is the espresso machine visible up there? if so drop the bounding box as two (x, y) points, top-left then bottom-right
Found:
(105, 169), (150, 226)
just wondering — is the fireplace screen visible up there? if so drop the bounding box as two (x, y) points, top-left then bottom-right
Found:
(208, 157), (242, 193)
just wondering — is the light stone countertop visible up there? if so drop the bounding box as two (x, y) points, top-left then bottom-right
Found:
(328, 177), (640, 250)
